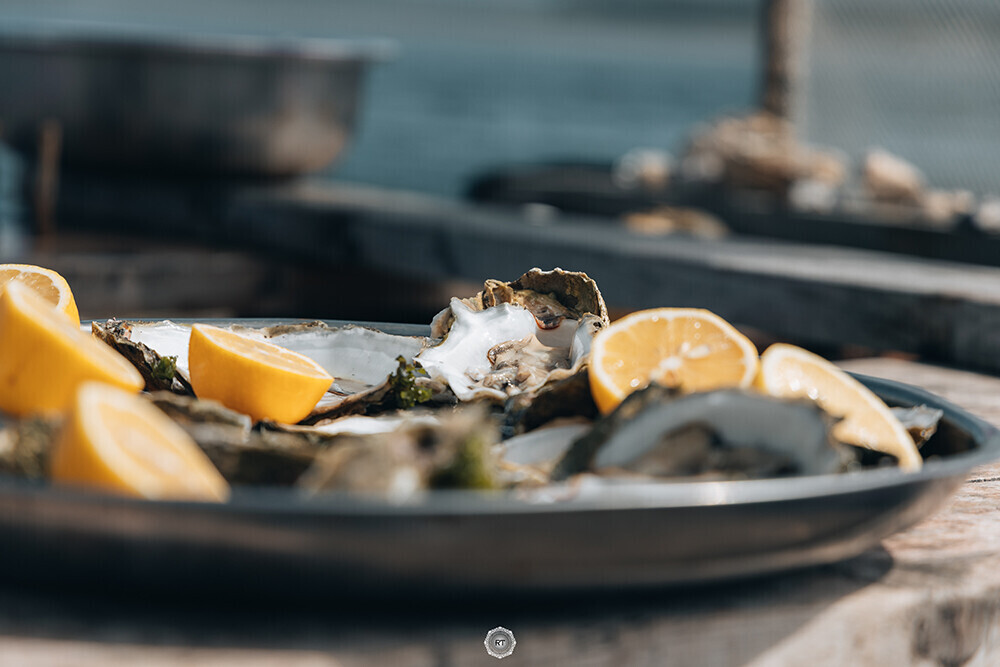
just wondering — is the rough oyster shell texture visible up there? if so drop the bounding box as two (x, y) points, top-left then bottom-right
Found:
(419, 268), (608, 405)
(551, 385), (845, 482)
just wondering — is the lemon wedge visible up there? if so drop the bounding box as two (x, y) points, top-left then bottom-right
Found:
(589, 307), (759, 414)
(0, 282), (143, 417)
(188, 323), (333, 423)
(50, 382), (229, 501)
(0, 263), (80, 326)
(758, 343), (921, 471)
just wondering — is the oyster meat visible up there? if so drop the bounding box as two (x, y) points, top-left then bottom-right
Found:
(417, 268), (608, 403)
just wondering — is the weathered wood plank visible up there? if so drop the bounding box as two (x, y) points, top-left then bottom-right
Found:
(228, 182), (1000, 373)
(468, 164), (997, 266)
(53, 176), (1000, 370)
(23, 238), (285, 319)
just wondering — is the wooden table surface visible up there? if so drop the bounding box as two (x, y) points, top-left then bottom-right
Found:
(1, 358), (999, 667)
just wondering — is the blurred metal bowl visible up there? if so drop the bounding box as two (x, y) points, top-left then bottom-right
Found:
(0, 25), (391, 177)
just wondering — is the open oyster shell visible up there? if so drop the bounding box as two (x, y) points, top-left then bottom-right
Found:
(430, 267), (609, 338)
(418, 268), (608, 405)
(97, 319), (431, 422)
(93, 319), (194, 394)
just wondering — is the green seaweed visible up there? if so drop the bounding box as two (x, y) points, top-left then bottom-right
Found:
(151, 355), (177, 382)
(388, 356), (432, 409)
(430, 435), (496, 490)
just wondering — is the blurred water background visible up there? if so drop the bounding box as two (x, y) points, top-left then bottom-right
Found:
(0, 0), (759, 197)
(4, 0), (996, 197)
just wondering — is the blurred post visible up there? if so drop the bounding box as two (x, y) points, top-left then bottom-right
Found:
(34, 119), (62, 247)
(760, 0), (809, 119)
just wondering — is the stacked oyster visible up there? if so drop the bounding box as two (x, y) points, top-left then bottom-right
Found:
(3, 267), (944, 499)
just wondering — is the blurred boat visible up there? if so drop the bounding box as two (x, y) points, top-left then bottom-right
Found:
(0, 24), (391, 177)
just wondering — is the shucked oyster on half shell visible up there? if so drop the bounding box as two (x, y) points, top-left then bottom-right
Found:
(95, 319), (431, 421)
(96, 268), (608, 424)
(417, 268), (609, 404)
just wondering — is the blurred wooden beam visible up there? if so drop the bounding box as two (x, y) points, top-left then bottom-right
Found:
(760, 0), (809, 119)
(33, 120), (62, 245)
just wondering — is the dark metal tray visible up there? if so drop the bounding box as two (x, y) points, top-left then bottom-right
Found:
(1, 320), (997, 597)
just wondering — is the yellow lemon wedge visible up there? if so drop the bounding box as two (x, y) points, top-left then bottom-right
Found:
(0, 282), (143, 417)
(0, 263), (80, 326)
(188, 323), (333, 423)
(757, 343), (922, 471)
(50, 382), (229, 501)
(588, 307), (760, 414)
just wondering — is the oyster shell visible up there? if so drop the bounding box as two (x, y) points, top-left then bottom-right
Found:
(0, 416), (60, 479)
(891, 405), (943, 449)
(418, 268), (608, 404)
(501, 367), (597, 437)
(430, 267), (609, 337)
(551, 387), (844, 481)
(152, 389), (452, 486)
(149, 392), (317, 486)
(93, 319), (194, 394)
(299, 405), (500, 497)
(500, 420), (591, 477)
(239, 323), (426, 394)
(679, 112), (846, 194)
(100, 319), (431, 422)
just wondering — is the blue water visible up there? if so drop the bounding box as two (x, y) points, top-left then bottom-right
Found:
(337, 43), (755, 195)
(0, 0), (758, 197)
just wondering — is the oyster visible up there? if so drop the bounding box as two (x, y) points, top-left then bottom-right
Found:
(500, 420), (591, 477)
(418, 268), (608, 404)
(863, 148), (925, 205)
(152, 389), (451, 486)
(551, 387), (844, 481)
(150, 392), (317, 486)
(501, 367), (597, 437)
(299, 405), (500, 498)
(99, 319), (430, 422)
(430, 267), (609, 337)
(891, 405), (944, 449)
(93, 319), (194, 394)
(0, 416), (60, 479)
(679, 112), (846, 194)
